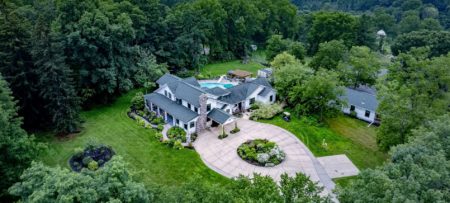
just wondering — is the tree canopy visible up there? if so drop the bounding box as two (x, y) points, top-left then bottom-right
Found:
(376, 48), (450, 151)
(338, 114), (450, 202)
(9, 156), (150, 202)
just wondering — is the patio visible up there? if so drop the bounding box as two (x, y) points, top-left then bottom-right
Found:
(194, 118), (336, 195)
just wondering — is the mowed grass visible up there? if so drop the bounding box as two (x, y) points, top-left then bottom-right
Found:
(260, 114), (387, 170)
(200, 60), (264, 77)
(39, 90), (230, 187)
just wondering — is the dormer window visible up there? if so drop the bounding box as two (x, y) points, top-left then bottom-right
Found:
(188, 103), (191, 109)
(207, 104), (211, 111)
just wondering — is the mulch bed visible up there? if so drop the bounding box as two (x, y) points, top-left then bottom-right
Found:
(69, 145), (115, 172)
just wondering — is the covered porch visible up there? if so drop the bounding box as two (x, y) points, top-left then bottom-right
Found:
(144, 93), (198, 135)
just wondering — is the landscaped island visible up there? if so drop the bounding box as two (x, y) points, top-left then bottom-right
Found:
(237, 139), (285, 167)
(69, 144), (115, 172)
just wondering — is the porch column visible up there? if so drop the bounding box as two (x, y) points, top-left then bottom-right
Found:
(164, 111), (167, 121)
(187, 133), (191, 143)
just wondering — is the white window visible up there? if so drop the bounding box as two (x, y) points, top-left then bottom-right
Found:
(365, 110), (371, 117)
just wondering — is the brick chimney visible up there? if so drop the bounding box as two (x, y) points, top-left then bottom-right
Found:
(196, 94), (208, 133)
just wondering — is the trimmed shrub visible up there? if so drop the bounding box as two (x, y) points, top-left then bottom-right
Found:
(167, 126), (186, 142)
(230, 122), (240, 134)
(190, 133), (198, 142)
(151, 117), (164, 125)
(173, 140), (184, 150)
(250, 103), (260, 110)
(218, 126), (228, 139)
(157, 124), (164, 132)
(82, 156), (93, 166)
(88, 161), (99, 171)
(349, 111), (357, 118)
(250, 103), (283, 120)
(137, 118), (146, 127)
(218, 133), (228, 139)
(154, 132), (163, 140)
(131, 92), (145, 111)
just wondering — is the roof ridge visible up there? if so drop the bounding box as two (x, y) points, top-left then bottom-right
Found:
(179, 79), (206, 93)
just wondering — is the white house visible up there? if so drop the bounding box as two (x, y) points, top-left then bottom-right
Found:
(144, 74), (276, 138)
(341, 86), (380, 124)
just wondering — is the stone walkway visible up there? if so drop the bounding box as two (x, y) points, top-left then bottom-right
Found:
(194, 118), (336, 195)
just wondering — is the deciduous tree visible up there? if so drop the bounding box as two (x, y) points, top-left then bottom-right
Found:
(310, 40), (347, 70)
(9, 156), (150, 202)
(338, 46), (381, 87)
(338, 114), (450, 203)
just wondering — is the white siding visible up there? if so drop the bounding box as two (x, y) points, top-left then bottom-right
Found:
(256, 91), (276, 104)
(156, 86), (175, 101)
(243, 87), (264, 110)
(342, 105), (376, 123)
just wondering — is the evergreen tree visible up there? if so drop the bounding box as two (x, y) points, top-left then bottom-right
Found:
(0, 2), (43, 130)
(31, 0), (80, 134)
(0, 74), (42, 200)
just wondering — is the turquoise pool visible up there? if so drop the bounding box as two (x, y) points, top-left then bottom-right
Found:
(200, 82), (234, 89)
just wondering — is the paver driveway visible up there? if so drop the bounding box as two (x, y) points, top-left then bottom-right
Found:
(194, 118), (335, 194)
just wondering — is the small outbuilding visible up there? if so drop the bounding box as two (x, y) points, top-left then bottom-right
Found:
(227, 69), (252, 79)
(257, 68), (273, 78)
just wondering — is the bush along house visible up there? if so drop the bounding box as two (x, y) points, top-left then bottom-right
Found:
(144, 74), (276, 141)
(341, 85), (380, 125)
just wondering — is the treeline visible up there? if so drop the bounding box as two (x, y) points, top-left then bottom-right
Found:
(293, 0), (450, 36)
(0, 0), (378, 135)
(9, 156), (330, 202)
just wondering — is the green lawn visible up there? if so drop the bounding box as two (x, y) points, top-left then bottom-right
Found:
(39, 90), (230, 188)
(260, 114), (387, 170)
(200, 60), (264, 77)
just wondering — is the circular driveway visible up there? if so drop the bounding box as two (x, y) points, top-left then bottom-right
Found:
(194, 119), (335, 193)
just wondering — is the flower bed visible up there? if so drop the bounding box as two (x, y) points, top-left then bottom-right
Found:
(69, 144), (115, 172)
(237, 139), (285, 167)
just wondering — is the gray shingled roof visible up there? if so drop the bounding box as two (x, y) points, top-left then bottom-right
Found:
(342, 87), (378, 111)
(156, 74), (206, 107)
(145, 93), (198, 123)
(208, 108), (232, 124)
(205, 87), (230, 96)
(156, 73), (180, 85)
(183, 77), (200, 87)
(174, 82), (204, 107)
(250, 77), (272, 88)
(219, 83), (260, 104)
(258, 87), (272, 97)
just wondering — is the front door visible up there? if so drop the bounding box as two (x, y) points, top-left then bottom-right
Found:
(167, 114), (174, 125)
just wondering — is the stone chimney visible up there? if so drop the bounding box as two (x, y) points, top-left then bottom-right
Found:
(196, 94), (208, 133)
